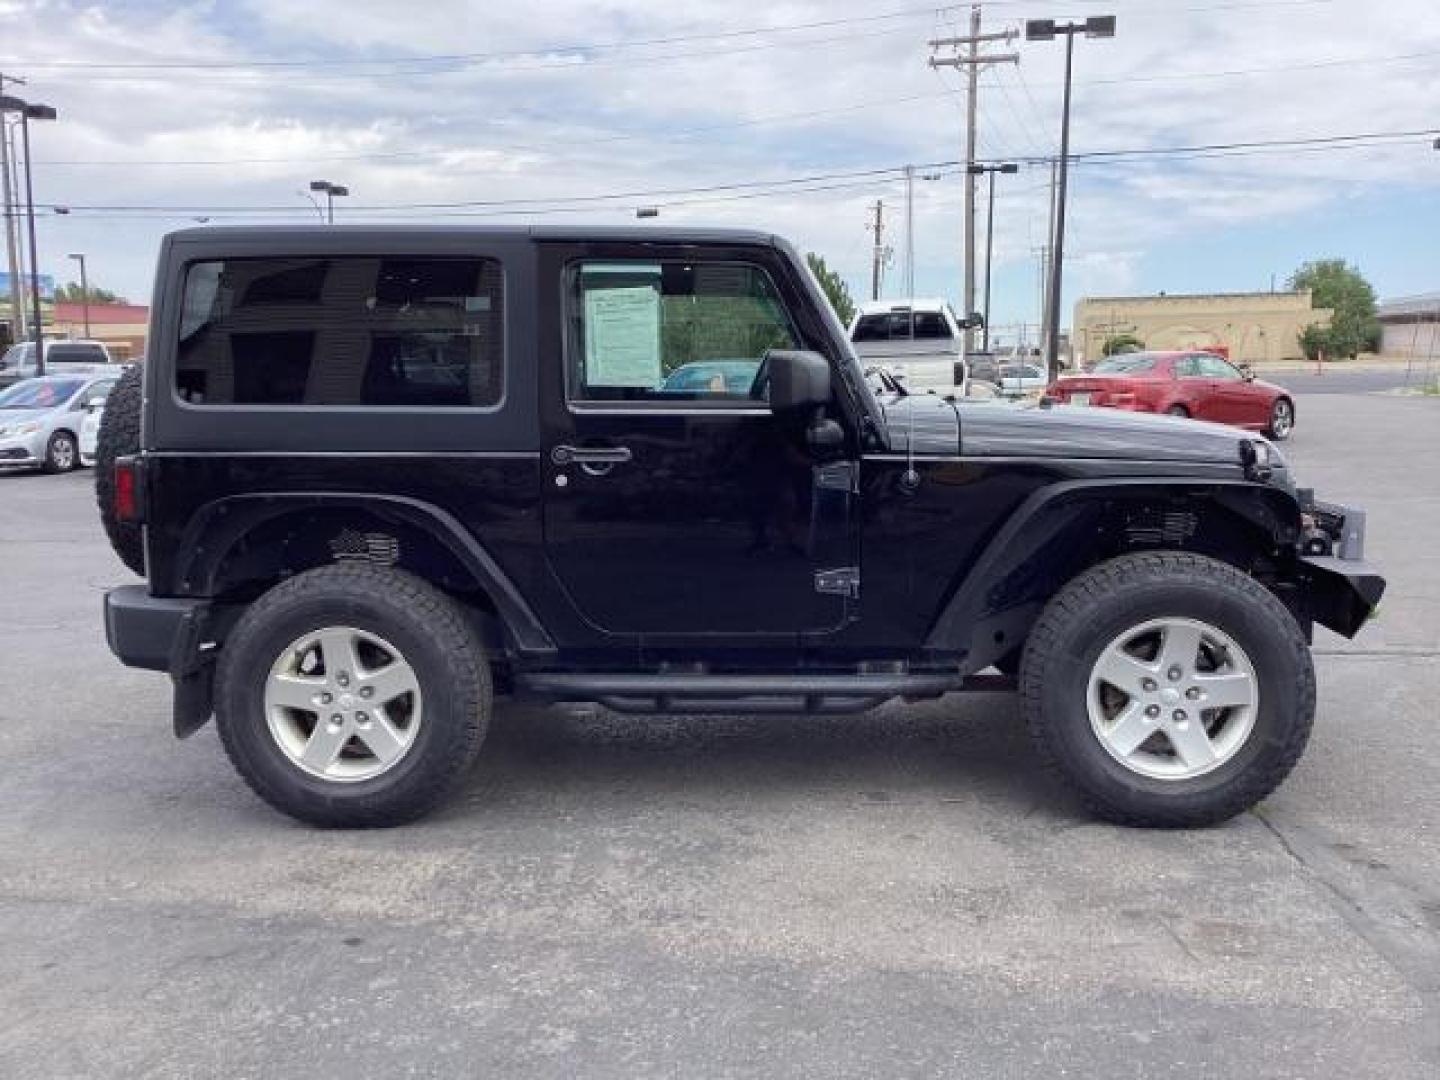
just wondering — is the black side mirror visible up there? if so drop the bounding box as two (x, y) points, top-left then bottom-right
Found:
(766, 350), (831, 413)
(1238, 363), (1254, 381)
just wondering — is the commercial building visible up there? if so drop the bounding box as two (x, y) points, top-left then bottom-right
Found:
(51, 301), (148, 359)
(1072, 290), (1331, 366)
(1, 295), (148, 360)
(1377, 292), (1440, 360)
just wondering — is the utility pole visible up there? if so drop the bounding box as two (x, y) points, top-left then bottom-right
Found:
(929, 7), (1018, 351)
(0, 72), (24, 343)
(868, 199), (887, 301)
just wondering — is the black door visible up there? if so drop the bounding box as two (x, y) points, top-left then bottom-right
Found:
(538, 244), (855, 640)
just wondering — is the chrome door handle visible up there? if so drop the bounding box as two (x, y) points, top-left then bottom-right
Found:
(551, 445), (633, 466)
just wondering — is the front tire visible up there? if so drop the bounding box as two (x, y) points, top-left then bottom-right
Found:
(1165, 404), (1190, 418)
(215, 565), (490, 827)
(1019, 552), (1314, 827)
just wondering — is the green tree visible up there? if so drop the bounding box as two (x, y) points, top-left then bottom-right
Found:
(806, 252), (856, 327)
(55, 281), (125, 304)
(1286, 259), (1380, 361)
(1102, 332), (1145, 356)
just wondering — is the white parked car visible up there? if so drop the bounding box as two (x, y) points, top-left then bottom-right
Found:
(79, 395), (105, 466)
(999, 362), (1049, 398)
(0, 373), (118, 472)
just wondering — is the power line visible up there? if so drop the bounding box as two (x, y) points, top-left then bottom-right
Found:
(36, 127), (1439, 218)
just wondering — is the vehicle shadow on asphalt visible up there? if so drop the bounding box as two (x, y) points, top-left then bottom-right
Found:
(444, 693), (1081, 824)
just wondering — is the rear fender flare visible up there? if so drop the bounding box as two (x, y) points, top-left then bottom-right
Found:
(174, 492), (555, 656)
(925, 477), (1301, 672)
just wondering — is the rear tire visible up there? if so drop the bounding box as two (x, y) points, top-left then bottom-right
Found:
(1019, 552), (1314, 827)
(94, 364), (145, 575)
(1165, 404), (1190, 418)
(215, 565), (491, 827)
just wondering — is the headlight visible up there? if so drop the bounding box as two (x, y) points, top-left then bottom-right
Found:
(15, 421), (42, 436)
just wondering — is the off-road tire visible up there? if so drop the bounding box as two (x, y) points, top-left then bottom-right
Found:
(1019, 552), (1314, 827)
(42, 430), (78, 473)
(94, 364), (145, 575)
(215, 565), (491, 827)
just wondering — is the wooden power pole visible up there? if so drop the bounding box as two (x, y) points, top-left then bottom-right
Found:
(929, 6), (1018, 352)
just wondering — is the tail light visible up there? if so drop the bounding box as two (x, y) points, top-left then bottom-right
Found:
(114, 456), (143, 524)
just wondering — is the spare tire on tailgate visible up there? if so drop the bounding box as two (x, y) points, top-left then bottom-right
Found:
(95, 363), (145, 576)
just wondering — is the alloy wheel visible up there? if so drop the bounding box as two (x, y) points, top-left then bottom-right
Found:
(1086, 616), (1259, 780)
(264, 626), (423, 782)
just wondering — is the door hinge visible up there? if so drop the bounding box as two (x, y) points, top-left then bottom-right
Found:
(815, 567), (861, 600)
(815, 460), (859, 493)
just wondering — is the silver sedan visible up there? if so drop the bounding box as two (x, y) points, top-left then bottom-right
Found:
(0, 373), (119, 473)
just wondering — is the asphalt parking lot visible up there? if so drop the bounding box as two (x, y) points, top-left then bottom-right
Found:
(1, 391), (1436, 1078)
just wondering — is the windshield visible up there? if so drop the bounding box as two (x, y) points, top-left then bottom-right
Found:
(1092, 354), (1158, 374)
(0, 379), (84, 409)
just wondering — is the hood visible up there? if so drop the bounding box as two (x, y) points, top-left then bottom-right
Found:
(958, 401), (1263, 462)
(878, 393), (961, 455)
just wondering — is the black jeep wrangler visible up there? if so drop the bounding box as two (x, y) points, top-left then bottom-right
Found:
(99, 226), (1383, 828)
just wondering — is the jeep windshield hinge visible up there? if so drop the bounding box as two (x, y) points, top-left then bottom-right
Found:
(815, 460), (859, 493)
(815, 567), (861, 599)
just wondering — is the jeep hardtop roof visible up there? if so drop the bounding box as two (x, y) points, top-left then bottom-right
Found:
(164, 224), (784, 246)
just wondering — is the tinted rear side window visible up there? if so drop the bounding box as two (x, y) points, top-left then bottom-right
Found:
(48, 343), (106, 364)
(175, 256), (504, 407)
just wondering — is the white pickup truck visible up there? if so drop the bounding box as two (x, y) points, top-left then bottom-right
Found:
(847, 299), (976, 397)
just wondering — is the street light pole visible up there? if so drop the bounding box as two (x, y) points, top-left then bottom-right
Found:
(309, 180), (349, 224)
(19, 106), (56, 374)
(68, 252), (89, 337)
(1026, 15), (1115, 380)
(967, 162), (1019, 351)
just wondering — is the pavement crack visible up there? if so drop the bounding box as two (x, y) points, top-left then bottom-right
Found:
(1252, 809), (1440, 1002)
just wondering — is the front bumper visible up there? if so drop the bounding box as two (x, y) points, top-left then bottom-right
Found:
(1299, 555), (1386, 639)
(0, 432), (45, 466)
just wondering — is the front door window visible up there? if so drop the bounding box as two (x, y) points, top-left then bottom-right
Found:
(568, 261), (797, 406)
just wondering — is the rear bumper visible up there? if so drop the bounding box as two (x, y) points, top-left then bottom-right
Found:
(104, 585), (209, 672)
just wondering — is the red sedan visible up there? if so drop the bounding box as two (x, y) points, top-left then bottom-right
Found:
(1045, 351), (1295, 440)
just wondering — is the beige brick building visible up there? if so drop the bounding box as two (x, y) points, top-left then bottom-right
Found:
(1072, 290), (1331, 366)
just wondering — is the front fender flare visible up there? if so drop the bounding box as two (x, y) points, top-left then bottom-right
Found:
(925, 477), (1301, 671)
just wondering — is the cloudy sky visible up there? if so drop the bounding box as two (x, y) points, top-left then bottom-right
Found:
(2, 0), (1438, 342)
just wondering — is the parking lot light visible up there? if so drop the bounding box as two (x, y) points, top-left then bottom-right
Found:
(1025, 15), (1116, 382)
(0, 96), (57, 374)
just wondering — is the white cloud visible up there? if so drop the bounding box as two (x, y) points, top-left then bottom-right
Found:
(0, 0), (1436, 323)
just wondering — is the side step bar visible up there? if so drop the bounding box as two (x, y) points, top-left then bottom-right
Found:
(513, 671), (1008, 715)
